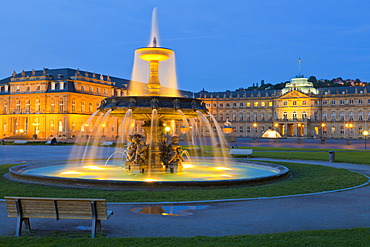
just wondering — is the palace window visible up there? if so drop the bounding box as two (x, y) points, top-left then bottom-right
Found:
(302, 101), (307, 106)
(314, 112), (318, 121)
(239, 103), (244, 107)
(89, 87), (93, 93)
(16, 100), (21, 112)
(254, 102), (258, 107)
(26, 86), (30, 92)
(239, 126), (243, 133)
(292, 101), (297, 106)
(253, 113), (258, 121)
(51, 82), (56, 90)
(26, 100), (30, 113)
(3, 101), (7, 114)
(81, 101), (85, 113)
(35, 99), (40, 113)
(219, 114), (223, 121)
(331, 100), (336, 105)
(104, 89), (107, 95)
(246, 114), (250, 122)
(339, 112), (345, 121)
(302, 111), (307, 120)
(261, 102), (265, 107)
(219, 103), (223, 108)
(246, 126), (251, 133)
(292, 111), (297, 120)
(59, 82), (64, 90)
(16, 86), (20, 92)
(72, 100), (76, 112)
(36, 85), (40, 91)
(340, 100), (345, 105)
(349, 99), (354, 105)
(247, 102), (251, 107)
(331, 112), (336, 121)
(283, 101), (287, 106)
(81, 86), (85, 92)
(322, 100), (327, 105)
(322, 112), (327, 121)
(3, 120), (7, 131)
(226, 103), (230, 108)
(51, 100), (55, 112)
(331, 126), (335, 134)
(349, 112), (354, 121)
(358, 99), (363, 104)
(58, 120), (63, 132)
(283, 112), (288, 120)
(89, 102), (93, 113)
(97, 88), (100, 94)
(268, 101), (273, 106)
(72, 121), (76, 131)
(50, 120), (55, 131)
(261, 114), (265, 121)
(368, 112), (370, 121)
(239, 114), (243, 121)
(340, 126), (344, 135)
(233, 103), (237, 108)
(59, 100), (64, 112)
(359, 112), (363, 121)
(232, 114), (236, 121)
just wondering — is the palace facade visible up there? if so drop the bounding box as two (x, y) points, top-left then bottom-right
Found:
(198, 77), (370, 139)
(1, 68), (369, 140)
(0, 68), (129, 140)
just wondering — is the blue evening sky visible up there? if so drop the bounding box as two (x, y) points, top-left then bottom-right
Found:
(1, 0), (370, 92)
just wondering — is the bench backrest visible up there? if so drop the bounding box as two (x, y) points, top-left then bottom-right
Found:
(5, 197), (109, 220)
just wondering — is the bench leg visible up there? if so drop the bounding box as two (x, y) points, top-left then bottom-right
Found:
(15, 216), (23, 236)
(91, 218), (97, 238)
(24, 218), (31, 232)
(96, 220), (102, 231)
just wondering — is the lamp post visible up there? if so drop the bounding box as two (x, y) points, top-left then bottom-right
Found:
(32, 123), (39, 140)
(253, 123), (257, 142)
(165, 126), (171, 141)
(363, 130), (369, 150)
(101, 123), (106, 139)
(321, 123), (326, 144)
(19, 129), (24, 140)
(345, 123), (353, 145)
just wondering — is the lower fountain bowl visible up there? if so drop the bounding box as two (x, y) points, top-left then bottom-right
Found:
(7, 160), (289, 190)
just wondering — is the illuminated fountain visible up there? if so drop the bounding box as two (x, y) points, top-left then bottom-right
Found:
(8, 8), (289, 189)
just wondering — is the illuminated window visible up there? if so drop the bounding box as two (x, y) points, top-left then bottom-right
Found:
(268, 102), (273, 106)
(254, 102), (258, 107)
(292, 111), (297, 120)
(283, 101), (287, 106)
(59, 82), (64, 90)
(51, 82), (56, 90)
(16, 86), (20, 92)
(247, 102), (251, 107)
(81, 101), (85, 112)
(302, 111), (307, 119)
(72, 121), (76, 131)
(36, 85), (40, 91)
(16, 100), (21, 112)
(26, 100), (30, 113)
(50, 120), (55, 131)
(59, 100), (64, 112)
(35, 99), (40, 112)
(302, 101), (307, 106)
(51, 99), (55, 112)
(58, 120), (63, 132)
(261, 102), (265, 107)
(72, 100), (76, 112)
(89, 102), (93, 113)
(293, 101), (297, 106)
(283, 112), (288, 120)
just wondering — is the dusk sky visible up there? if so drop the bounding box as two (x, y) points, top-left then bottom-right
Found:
(1, 0), (370, 92)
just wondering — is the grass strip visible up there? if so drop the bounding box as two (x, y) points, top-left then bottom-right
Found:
(0, 227), (369, 247)
(1, 162), (367, 202)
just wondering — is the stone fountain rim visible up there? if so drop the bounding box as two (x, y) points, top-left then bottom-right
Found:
(7, 160), (289, 190)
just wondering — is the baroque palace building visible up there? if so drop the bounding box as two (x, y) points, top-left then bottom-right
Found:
(0, 68), (129, 140)
(197, 76), (370, 139)
(0, 68), (369, 140)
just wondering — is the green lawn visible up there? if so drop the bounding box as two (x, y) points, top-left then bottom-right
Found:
(0, 228), (368, 247)
(250, 151), (370, 164)
(1, 162), (367, 202)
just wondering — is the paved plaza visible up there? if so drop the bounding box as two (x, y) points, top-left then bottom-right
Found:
(0, 142), (369, 237)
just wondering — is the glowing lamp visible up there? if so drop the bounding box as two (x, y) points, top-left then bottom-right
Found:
(165, 126), (171, 132)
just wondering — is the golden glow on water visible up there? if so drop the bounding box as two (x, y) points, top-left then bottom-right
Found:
(83, 165), (106, 170)
(214, 167), (232, 171)
(182, 163), (194, 169)
(60, 171), (82, 175)
(144, 178), (159, 182)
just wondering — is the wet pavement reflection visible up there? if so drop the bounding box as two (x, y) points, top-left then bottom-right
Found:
(132, 205), (209, 216)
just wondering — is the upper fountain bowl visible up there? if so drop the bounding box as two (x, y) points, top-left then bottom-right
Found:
(137, 47), (174, 61)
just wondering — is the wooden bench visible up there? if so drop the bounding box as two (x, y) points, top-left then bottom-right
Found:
(5, 197), (113, 238)
(229, 148), (253, 158)
(14, 140), (28, 145)
(101, 141), (114, 146)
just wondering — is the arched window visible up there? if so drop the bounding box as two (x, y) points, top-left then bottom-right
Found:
(26, 100), (30, 113)
(58, 120), (63, 132)
(292, 111), (297, 120)
(283, 112), (288, 120)
(89, 102), (93, 113)
(72, 100), (76, 112)
(50, 120), (55, 131)
(3, 101), (7, 113)
(16, 100), (21, 112)
(51, 99), (55, 112)
(59, 100), (64, 112)
(35, 99), (40, 113)
(81, 101), (85, 112)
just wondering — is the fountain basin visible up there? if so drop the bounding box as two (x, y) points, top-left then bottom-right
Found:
(7, 161), (289, 190)
(137, 47), (174, 61)
(99, 96), (207, 119)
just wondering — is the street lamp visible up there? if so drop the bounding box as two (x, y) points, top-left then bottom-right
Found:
(321, 123), (326, 144)
(165, 126), (171, 141)
(101, 123), (106, 139)
(19, 129), (24, 140)
(345, 123), (353, 145)
(32, 123), (39, 140)
(363, 130), (369, 150)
